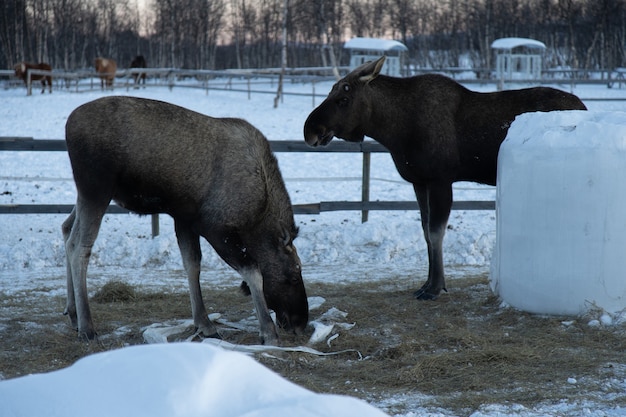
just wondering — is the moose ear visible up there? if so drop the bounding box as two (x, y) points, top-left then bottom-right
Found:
(358, 56), (386, 84)
(280, 225), (291, 246)
(280, 224), (299, 252)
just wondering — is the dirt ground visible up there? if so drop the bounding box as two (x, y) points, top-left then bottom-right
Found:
(1, 272), (625, 415)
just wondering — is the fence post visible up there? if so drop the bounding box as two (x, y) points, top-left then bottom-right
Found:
(361, 152), (371, 223)
(26, 71), (32, 96)
(151, 214), (160, 237)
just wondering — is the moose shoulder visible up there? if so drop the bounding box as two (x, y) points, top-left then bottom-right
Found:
(63, 96), (308, 345)
(304, 56), (586, 301)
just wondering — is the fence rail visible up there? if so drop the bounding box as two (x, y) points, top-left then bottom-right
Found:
(0, 200), (494, 215)
(0, 136), (388, 153)
(5, 65), (626, 99)
(3, 72), (623, 236)
(5, 68), (343, 102)
(0, 137), (494, 236)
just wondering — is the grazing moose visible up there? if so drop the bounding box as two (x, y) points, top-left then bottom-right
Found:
(304, 56), (586, 301)
(94, 57), (117, 89)
(130, 55), (147, 87)
(62, 96), (308, 345)
(14, 62), (52, 93)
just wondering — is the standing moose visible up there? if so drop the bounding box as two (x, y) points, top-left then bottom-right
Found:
(304, 56), (586, 301)
(14, 62), (52, 93)
(63, 96), (308, 345)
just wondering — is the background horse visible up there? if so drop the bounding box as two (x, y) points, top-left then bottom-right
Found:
(94, 57), (117, 89)
(14, 62), (52, 93)
(130, 55), (147, 86)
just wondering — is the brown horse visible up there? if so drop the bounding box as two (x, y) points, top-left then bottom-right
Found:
(94, 57), (117, 89)
(14, 62), (52, 93)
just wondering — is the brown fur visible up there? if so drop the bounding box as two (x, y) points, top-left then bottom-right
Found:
(62, 96), (308, 344)
(94, 57), (117, 89)
(14, 62), (52, 93)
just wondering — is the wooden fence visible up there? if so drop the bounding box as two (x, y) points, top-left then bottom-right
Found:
(5, 66), (626, 100)
(0, 137), (494, 236)
(3, 69), (625, 235)
(5, 67), (342, 104)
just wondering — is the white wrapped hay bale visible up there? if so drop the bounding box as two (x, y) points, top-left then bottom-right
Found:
(490, 110), (626, 315)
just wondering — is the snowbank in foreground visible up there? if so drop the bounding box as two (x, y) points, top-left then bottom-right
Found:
(0, 343), (388, 417)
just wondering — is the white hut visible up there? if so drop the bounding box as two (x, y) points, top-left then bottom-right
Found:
(491, 37), (545, 84)
(344, 37), (408, 77)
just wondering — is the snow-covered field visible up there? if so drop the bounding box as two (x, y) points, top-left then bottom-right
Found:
(1, 78), (626, 416)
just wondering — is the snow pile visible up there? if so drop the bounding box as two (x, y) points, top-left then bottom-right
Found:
(0, 343), (388, 417)
(492, 110), (626, 315)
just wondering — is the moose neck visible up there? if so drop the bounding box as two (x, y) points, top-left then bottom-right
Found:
(361, 76), (414, 152)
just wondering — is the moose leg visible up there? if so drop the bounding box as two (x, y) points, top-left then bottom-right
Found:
(61, 208), (77, 328)
(206, 231), (280, 345)
(64, 198), (107, 339)
(413, 182), (453, 300)
(240, 268), (280, 346)
(174, 221), (219, 338)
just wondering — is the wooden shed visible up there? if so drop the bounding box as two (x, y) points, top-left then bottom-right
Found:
(491, 37), (546, 85)
(344, 37), (408, 77)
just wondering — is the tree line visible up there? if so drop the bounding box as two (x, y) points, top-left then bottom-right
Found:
(1, 0), (624, 73)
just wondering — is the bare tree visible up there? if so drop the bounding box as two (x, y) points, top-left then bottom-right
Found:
(0, 0), (27, 66)
(2, 0), (626, 74)
(344, 0), (389, 39)
(50, 0), (84, 70)
(274, 0), (287, 107)
(230, 0), (259, 68)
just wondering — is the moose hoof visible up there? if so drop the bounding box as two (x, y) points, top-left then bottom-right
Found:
(77, 328), (98, 341)
(413, 285), (440, 300)
(196, 326), (221, 340)
(414, 285), (448, 300)
(414, 289), (439, 300)
(188, 330), (221, 342)
(203, 332), (222, 340)
(259, 333), (280, 347)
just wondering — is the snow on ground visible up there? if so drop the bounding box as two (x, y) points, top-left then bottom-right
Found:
(0, 81), (498, 290)
(1, 79), (626, 416)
